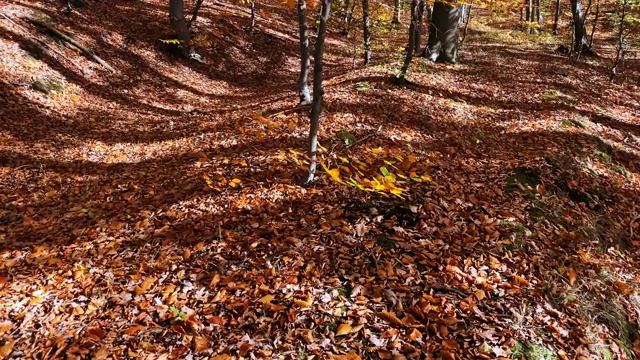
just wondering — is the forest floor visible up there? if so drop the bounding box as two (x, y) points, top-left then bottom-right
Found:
(1, 0), (640, 359)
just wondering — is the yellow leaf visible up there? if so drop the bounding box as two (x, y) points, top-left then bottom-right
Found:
(228, 178), (242, 187)
(514, 275), (530, 287)
(294, 294), (313, 308)
(475, 289), (486, 300)
(320, 162), (344, 184)
(336, 323), (352, 336)
(258, 294), (275, 304)
(193, 336), (209, 352)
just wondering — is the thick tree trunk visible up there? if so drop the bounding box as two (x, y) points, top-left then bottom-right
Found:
(363, 0), (372, 65)
(552, 0), (560, 35)
(571, 0), (589, 53)
(393, 0), (402, 24)
(297, 0), (311, 104)
(306, 0), (331, 183)
(169, 0), (192, 57)
(425, 0), (459, 63)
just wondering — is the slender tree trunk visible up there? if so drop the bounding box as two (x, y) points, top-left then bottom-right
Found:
(414, 0), (426, 52)
(169, 0), (192, 57)
(187, 0), (205, 28)
(393, 0), (402, 24)
(552, 0), (560, 35)
(571, 0), (589, 53)
(399, 0), (419, 78)
(363, 0), (372, 65)
(250, 0), (256, 32)
(525, 0), (531, 31)
(588, 0), (599, 47)
(460, 1), (472, 46)
(297, 0), (311, 104)
(609, 0), (627, 81)
(426, 0), (460, 63)
(535, 0), (541, 28)
(306, 0), (331, 183)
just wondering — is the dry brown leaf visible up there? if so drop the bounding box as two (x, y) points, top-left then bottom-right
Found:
(378, 310), (404, 327)
(442, 339), (459, 350)
(440, 349), (456, 360)
(239, 342), (251, 357)
(86, 325), (106, 341)
(614, 281), (630, 294)
(193, 336), (208, 352)
(407, 328), (422, 341)
(134, 277), (157, 295)
(514, 275), (529, 287)
(475, 289), (486, 300)
(211, 354), (232, 360)
(122, 324), (144, 335)
(330, 350), (362, 360)
(294, 293), (313, 308)
(93, 346), (110, 360)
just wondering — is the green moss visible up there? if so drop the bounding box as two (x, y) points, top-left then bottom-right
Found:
(32, 76), (65, 94)
(511, 341), (559, 360)
(375, 236), (396, 250)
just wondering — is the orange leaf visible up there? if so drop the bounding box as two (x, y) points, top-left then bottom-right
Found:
(0, 322), (13, 335)
(86, 325), (106, 341)
(407, 328), (422, 341)
(442, 339), (459, 350)
(134, 277), (157, 295)
(122, 324), (144, 335)
(0, 341), (14, 357)
(258, 294), (275, 304)
(514, 275), (530, 287)
(330, 350), (362, 360)
(239, 342), (251, 357)
(614, 281), (630, 295)
(566, 268), (577, 286)
(193, 336), (208, 352)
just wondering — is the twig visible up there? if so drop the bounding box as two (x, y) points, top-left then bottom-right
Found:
(22, 16), (115, 73)
(431, 284), (469, 297)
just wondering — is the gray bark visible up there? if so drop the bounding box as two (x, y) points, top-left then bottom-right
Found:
(306, 0), (331, 183)
(588, 0), (599, 47)
(609, 0), (627, 81)
(426, 0), (460, 63)
(363, 0), (372, 64)
(414, 0), (426, 52)
(571, 0), (589, 52)
(393, 0), (402, 24)
(297, 0), (311, 104)
(169, 0), (192, 57)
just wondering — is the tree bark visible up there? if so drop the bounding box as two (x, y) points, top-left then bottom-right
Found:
(552, 0), (560, 35)
(297, 0), (311, 104)
(588, 0), (599, 47)
(169, 0), (192, 57)
(363, 0), (372, 65)
(425, 0), (460, 63)
(393, 0), (402, 24)
(414, 0), (426, 52)
(609, 0), (627, 81)
(459, 2), (472, 46)
(250, 0), (256, 32)
(571, 0), (589, 53)
(399, 0), (419, 78)
(306, 0), (331, 183)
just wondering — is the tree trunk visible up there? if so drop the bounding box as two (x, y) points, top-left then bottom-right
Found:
(459, 2), (472, 46)
(588, 0), (599, 47)
(363, 0), (372, 65)
(399, 0), (419, 78)
(552, 0), (560, 35)
(169, 0), (192, 57)
(414, 0), (426, 52)
(571, 0), (589, 53)
(250, 0), (256, 32)
(393, 0), (402, 24)
(306, 0), (331, 183)
(425, 0), (459, 63)
(297, 0), (311, 104)
(535, 0), (541, 27)
(609, 0), (627, 81)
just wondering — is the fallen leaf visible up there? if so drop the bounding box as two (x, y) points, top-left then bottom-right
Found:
(378, 310), (404, 327)
(0, 341), (14, 358)
(122, 324), (144, 335)
(336, 323), (352, 336)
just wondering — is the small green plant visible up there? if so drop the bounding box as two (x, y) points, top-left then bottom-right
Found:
(511, 341), (559, 360)
(336, 130), (357, 145)
(32, 76), (65, 94)
(353, 82), (371, 91)
(170, 306), (187, 320)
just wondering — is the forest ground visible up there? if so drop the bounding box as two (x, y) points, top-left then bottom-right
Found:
(1, 0), (640, 359)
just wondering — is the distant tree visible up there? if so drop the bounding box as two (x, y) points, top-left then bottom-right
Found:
(424, 0), (460, 63)
(363, 0), (372, 64)
(297, 0), (312, 104)
(553, 0), (561, 34)
(393, 0), (402, 23)
(306, 0), (331, 183)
